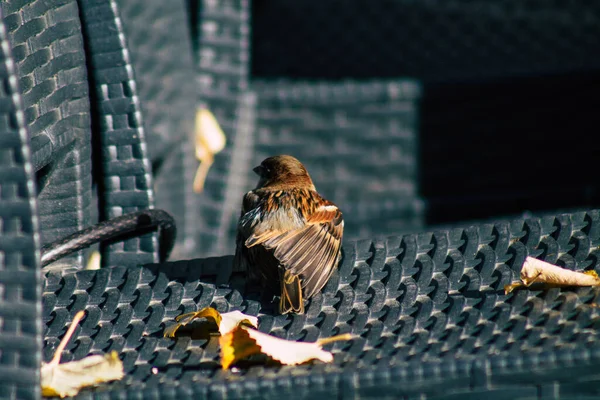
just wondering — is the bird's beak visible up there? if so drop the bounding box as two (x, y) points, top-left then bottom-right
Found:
(253, 165), (264, 176)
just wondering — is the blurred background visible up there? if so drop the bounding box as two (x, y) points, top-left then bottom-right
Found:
(157, 0), (600, 258)
(7, 0), (597, 264)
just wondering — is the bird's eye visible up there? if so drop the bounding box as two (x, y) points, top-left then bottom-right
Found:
(259, 165), (271, 176)
(253, 165), (270, 176)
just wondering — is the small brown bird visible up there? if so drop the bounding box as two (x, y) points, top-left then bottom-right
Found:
(235, 155), (344, 314)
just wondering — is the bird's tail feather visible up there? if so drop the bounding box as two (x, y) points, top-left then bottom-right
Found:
(279, 269), (304, 314)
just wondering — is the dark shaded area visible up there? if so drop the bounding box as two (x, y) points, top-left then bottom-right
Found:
(251, 0), (600, 82)
(251, 0), (600, 225)
(420, 71), (600, 224)
(185, 0), (201, 61)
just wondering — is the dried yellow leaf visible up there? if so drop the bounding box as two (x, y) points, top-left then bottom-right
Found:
(220, 326), (262, 370)
(193, 107), (226, 193)
(86, 250), (101, 270)
(164, 307), (258, 338)
(41, 311), (124, 398)
(42, 352), (124, 398)
(504, 282), (523, 294)
(220, 326), (352, 370)
(505, 256), (600, 294)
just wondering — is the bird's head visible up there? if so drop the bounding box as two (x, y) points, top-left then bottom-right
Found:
(253, 155), (316, 191)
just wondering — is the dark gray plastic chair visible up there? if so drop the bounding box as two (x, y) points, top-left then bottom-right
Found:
(0, 10), (41, 399)
(3, 1), (600, 399)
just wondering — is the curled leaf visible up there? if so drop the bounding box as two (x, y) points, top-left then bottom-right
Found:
(505, 256), (600, 294)
(217, 310), (258, 335)
(164, 307), (257, 338)
(220, 327), (262, 370)
(193, 107), (226, 193)
(220, 326), (352, 369)
(42, 311), (124, 397)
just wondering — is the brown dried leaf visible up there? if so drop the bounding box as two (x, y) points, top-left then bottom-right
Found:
(41, 311), (124, 398)
(504, 282), (523, 294)
(505, 256), (600, 294)
(220, 326), (352, 369)
(164, 307), (258, 338)
(193, 107), (226, 193)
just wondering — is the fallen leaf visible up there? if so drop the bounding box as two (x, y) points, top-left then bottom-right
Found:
(85, 250), (101, 270)
(503, 282), (524, 294)
(164, 307), (258, 338)
(193, 107), (226, 193)
(220, 326), (352, 369)
(164, 308), (352, 370)
(42, 352), (124, 398)
(42, 311), (124, 398)
(505, 256), (600, 294)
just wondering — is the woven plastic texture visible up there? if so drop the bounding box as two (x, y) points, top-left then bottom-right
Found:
(1, 0), (92, 268)
(0, 11), (42, 399)
(42, 210), (600, 399)
(252, 79), (423, 242)
(78, 0), (158, 269)
(251, 0), (600, 82)
(110, 0), (202, 261)
(115, 0), (195, 163)
(190, 0), (255, 257)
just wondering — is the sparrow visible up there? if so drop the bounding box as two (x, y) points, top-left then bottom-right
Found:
(235, 155), (344, 314)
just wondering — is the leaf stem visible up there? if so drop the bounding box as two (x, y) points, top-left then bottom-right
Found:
(317, 333), (353, 346)
(51, 311), (86, 365)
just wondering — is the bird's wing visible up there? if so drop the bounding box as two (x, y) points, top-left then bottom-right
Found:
(241, 191), (306, 247)
(234, 192), (260, 275)
(253, 201), (344, 299)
